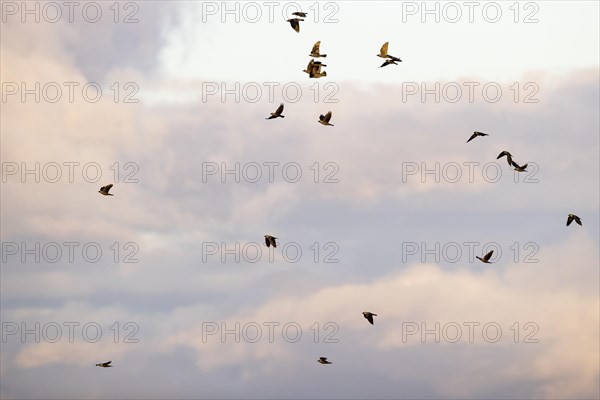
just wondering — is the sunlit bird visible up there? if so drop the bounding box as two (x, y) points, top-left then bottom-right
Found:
(310, 41), (327, 58)
(476, 250), (494, 264)
(511, 161), (528, 172)
(317, 357), (332, 364)
(377, 42), (402, 62)
(362, 311), (377, 325)
(266, 103), (285, 119)
(467, 131), (489, 143)
(95, 361), (112, 368)
(496, 151), (513, 166)
(264, 235), (277, 248)
(287, 18), (303, 32)
(318, 111), (334, 126)
(566, 214), (582, 226)
(292, 11), (307, 17)
(98, 184), (114, 196)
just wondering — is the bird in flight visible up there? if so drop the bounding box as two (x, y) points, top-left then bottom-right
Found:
(287, 18), (303, 32)
(98, 184), (114, 196)
(379, 59), (399, 68)
(264, 235), (277, 248)
(310, 41), (327, 58)
(303, 59), (327, 78)
(292, 11), (307, 17)
(95, 361), (113, 368)
(266, 103), (285, 119)
(318, 111), (334, 126)
(566, 214), (582, 226)
(511, 161), (528, 172)
(377, 42), (402, 66)
(467, 131), (489, 143)
(362, 311), (377, 325)
(476, 250), (494, 264)
(317, 357), (332, 364)
(496, 151), (513, 166)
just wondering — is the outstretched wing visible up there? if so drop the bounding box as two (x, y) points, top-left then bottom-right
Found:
(484, 250), (494, 261)
(380, 42), (389, 56)
(275, 103), (284, 115)
(323, 111), (332, 123)
(311, 41), (321, 55)
(467, 133), (478, 143)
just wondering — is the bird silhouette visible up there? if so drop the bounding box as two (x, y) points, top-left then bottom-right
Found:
(496, 151), (513, 166)
(511, 161), (528, 172)
(98, 184), (114, 196)
(95, 361), (112, 368)
(467, 131), (489, 143)
(362, 311), (377, 325)
(317, 357), (332, 364)
(476, 250), (494, 264)
(264, 235), (277, 248)
(566, 214), (582, 226)
(266, 103), (285, 119)
(318, 111), (334, 126)
(287, 18), (303, 32)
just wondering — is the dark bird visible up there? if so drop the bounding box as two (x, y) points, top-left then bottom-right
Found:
(496, 151), (513, 166)
(476, 250), (494, 264)
(566, 214), (582, 226)
(317, 357), (332, 364)
(98, 184), (114, 196)
(362, 311), (377, 325)
(379, 59), (399, 68)
(511, 161), (528, 172)
(318, 111), (334, 126)
(266, 103), (285, 119)
(292, 11), (307, 17)
(310, 41), (327, 58)
(287, 18), (303, 32)
(264, 235), (277, 248)
(467, 131), (489, 143)
(95, 361), (112, 368)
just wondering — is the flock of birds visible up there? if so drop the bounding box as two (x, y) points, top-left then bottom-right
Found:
(93, 10), (584, 369)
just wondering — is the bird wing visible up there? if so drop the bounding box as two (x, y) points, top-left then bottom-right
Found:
(323, 112), (332, 123)
(567, 215), (573, 226)
(467, 133), (478, 142)
(574, 216), (582, 225)
(379, 60), (390, 68)
(484, 250), (493, 261)
(270, 237), (277, 248)
(311, 41), (321, 55)
(380, 42), (389, 56)
(265, 236), (271, 247)
(367, 314), (374, 324)
(275, 103), (284, 115)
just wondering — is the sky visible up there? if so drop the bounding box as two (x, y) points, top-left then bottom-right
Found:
(1, 1), (599, 399)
